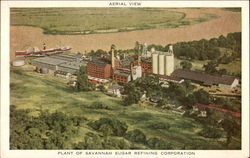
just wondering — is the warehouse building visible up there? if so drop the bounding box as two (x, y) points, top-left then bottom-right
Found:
(31, 53), (86, 75)
(31, 56), (67, 70)
(58, 61), (86, 75)
(158, 75), (184, 83)
(171, 69), (239, 89)
(50, 53), (83, 62)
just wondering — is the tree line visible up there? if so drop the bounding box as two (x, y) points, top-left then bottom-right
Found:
(146, 32), (241, 61)
(10, 105), (172, 150)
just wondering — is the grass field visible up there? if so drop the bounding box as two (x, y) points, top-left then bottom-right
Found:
(10, 8), (217, 35)
(175, 58), (241, 75)
(10, 65), (235, 149)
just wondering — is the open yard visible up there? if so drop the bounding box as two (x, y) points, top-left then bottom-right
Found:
(10, 66), (237, 149)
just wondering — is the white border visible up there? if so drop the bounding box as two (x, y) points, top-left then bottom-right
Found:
(1, 1), (249, 158)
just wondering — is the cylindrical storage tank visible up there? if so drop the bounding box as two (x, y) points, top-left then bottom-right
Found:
(165, 54), (174, 76)
(41, 68), (49, 74)
(12, 60), (25, 67)
(158, 54), (165, 75)
(152, 53), (158, 74)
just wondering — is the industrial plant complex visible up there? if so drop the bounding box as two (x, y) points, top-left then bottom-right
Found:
(13, 43), (239, 90)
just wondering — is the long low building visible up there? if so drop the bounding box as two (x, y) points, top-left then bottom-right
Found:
(31, 53), (86, 75)
(171, 69), (239, 89)
(31, 56), (67, 70)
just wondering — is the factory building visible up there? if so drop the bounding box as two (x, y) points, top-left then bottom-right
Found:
(171, 69), (239, 89)
(87, 60), (112, 79)
(152, 46), (174, 76)
(31, 53), (86, 75)
(87, 76), (109, 85)
(58, 61), (84, 75)
(131, 65), (142, 80)
(140, 60), (152, 74)
(112, 68), (131, 83)
(158, 75), (184, 83)
(31, 56), (67, 71)
(86, 45), (144, 84)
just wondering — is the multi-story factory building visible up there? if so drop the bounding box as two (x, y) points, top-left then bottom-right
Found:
(112, 68), (131, 83)
(87, 60), (112, 79)
(140, 58), (152, 74)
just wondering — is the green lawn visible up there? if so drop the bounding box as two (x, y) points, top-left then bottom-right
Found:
(10, 8), (217, 35)
(218, 59), (241, 75)
(175, 58), (241, 75)
(10, 66), (230, 149)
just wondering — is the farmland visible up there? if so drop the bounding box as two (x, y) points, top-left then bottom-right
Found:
(10, 8), (217, 35)
(10, 66), (241, 149)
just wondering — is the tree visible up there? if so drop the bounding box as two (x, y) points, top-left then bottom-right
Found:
(193, 89), (210, 104)
(203, 61), (218, 74)
(87, 117), (128, 137)
(147, 137), (172, 149)
(97, 85), (106, 93)
(181, 94), (197, 109)
(75, 66), (95, 91)
(218, 69), (227, 75)
(198, 126), (223, 138)
(125, 129), (147, 144)
(123, 87), (142, 105)
(221, 117), (241, 147)
(180, 60), (192, 70)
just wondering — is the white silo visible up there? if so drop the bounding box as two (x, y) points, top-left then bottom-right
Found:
(151, 47), (155, 53)
(169, 45), (173, 53)
(152, 53), (158, 74)
(158, 54), (165, 75)
(165, 52), (174, 76)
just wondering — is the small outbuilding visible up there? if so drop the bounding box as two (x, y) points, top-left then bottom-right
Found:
(107, 84), (123, 97)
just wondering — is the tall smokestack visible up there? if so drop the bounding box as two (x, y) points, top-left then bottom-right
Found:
(138, 55), (141, 66)
(111, 44), (116, 68)
(111, 48), (115, 68)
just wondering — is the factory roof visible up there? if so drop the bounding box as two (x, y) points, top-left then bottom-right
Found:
(120, 55), (137, 67)
(158, 75), (183, 82)
(88, 59), (110, 66)
(171, 69), (237, 86)
(141, 57), (152, 63)
(108, 84), (123, 91)
(88, 76), (109, 83)
(58, 53), (83, 59)
(49, 55), (75, 62)
(50, 53), (83, 61)
(32, 56), (66, 66)
(113, 68), (131, 77)
(59, 61), (85, 70)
